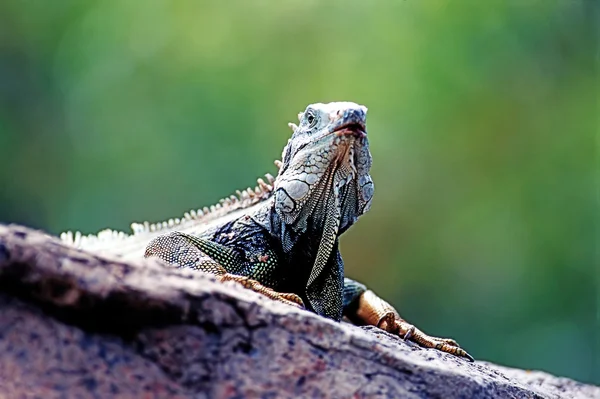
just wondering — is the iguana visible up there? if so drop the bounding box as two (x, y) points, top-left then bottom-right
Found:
(61, 101), (474, 361)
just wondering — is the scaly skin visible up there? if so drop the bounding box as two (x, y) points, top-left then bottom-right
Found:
(144, 102), (474, 362)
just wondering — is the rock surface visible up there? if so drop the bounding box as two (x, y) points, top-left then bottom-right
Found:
(0, 224), (597, 399)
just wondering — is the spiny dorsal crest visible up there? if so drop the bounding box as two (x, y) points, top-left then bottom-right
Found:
(60, 171), (278, 249)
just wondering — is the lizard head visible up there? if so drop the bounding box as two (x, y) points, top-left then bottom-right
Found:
(274, 102), (374, 233)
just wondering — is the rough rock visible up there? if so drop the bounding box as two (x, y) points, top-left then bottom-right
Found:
(0, 224), (597, 399)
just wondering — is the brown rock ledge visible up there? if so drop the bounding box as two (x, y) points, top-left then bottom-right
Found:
(0, 224), (597, 399)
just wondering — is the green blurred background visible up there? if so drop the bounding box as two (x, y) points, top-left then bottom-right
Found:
(0, 0), (598, 385)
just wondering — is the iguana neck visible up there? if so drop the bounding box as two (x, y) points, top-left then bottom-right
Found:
(254, 162), (359, 290)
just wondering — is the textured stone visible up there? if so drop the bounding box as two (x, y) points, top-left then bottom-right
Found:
(0, 224), (597, 399)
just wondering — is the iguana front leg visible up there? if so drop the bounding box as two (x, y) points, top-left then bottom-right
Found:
(219, 273), (304, 308)
(343, 278), (474, 361)
(144, 232), (304, 308)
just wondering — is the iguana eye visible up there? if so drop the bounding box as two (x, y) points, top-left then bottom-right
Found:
(305, 109), (317, 127)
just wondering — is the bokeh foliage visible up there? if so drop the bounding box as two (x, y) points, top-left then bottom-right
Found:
(0, 0), (597, 384)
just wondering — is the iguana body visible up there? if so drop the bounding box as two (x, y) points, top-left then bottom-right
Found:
(62, 102), (473, 361)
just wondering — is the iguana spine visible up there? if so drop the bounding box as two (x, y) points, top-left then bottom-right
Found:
(60, 170), (279, 258)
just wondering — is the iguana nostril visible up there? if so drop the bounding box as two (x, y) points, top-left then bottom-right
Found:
(331, 109), (343, 121)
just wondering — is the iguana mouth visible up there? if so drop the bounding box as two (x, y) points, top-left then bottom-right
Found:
(333, 122), (367, 138)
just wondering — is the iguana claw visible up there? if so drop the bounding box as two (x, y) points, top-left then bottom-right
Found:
(354, 290), (475, 362)
(220, 273), (305, 309)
